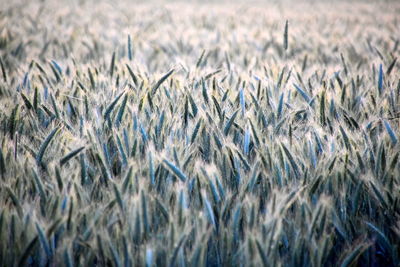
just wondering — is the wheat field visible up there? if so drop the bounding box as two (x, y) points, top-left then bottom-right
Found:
(0, 0), (399, 266)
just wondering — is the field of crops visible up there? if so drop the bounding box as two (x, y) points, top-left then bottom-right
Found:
(0, 0), (399, 266)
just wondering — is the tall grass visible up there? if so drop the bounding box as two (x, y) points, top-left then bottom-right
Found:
(0, 0), (399, 266)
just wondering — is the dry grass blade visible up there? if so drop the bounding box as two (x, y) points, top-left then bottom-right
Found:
(151, 69), (174, 95)
(36, 127), (60, 166)
(60, 146), (85, 166)
(340, 243), (371, 267)
(283, 20), (289, 50)
(163, 159), (188, 182)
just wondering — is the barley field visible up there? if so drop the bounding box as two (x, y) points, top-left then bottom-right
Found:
(0, 0), (399, 266)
